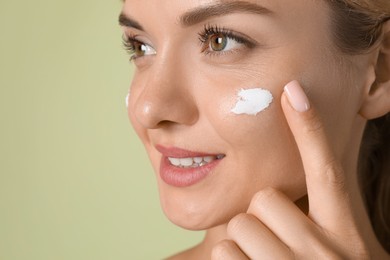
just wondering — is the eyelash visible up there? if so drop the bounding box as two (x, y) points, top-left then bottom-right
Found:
(122, 34), (143, 61)
(122, 24), (257, 61)
(198, 24), (256, 56)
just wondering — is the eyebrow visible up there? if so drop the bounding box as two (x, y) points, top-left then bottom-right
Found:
(119, 1), (272, 31)
(180, 1), (273, 27)
(118, 13), (144, 30)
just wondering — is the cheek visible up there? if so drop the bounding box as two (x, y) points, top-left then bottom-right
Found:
(209, 92), (278, 146)
(199, 76), (284, 149)
(200, 82), (306, 198)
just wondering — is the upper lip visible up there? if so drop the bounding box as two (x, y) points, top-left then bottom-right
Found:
(156, 145), (224, 158)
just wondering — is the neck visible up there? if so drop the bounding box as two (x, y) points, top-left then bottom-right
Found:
(342, 115), (388, 258)
(197, 223), (229, 257)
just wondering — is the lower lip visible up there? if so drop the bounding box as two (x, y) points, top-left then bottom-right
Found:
(159, 157), (222, 187)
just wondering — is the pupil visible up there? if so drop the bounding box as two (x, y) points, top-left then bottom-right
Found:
(135, 43), (146, 56)
(211, 34), (227, 51)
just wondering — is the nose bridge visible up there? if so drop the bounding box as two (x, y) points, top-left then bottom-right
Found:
(134, 52), (198, 129)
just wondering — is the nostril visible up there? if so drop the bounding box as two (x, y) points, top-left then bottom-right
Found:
(134, 85), (199, 129)
(156, 120), (176, 128)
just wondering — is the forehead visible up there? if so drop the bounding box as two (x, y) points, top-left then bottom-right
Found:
(121, 0), (330, 26)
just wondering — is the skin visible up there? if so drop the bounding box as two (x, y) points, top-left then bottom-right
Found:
(120, 0), (390, 258)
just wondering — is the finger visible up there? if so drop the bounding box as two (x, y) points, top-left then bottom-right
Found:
(211, 240), (249, 260)
(227, 213), (293, 259)
(247, 188), (321, 256)
(281, 80), (351, 228)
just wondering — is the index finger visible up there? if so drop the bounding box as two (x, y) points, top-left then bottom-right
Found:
(281, 80), (352, 230)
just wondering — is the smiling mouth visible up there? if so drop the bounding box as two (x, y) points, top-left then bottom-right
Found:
(156, 145), (225, 186)
(167, 155), (225, 168)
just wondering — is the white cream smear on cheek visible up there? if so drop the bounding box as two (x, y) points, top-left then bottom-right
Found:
(231, 88), (273, 116)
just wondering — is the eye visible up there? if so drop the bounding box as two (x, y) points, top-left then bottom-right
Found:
(198, 25), (256, 56)
(209, 33), (241, 52)
(123, 36), (156, 60)
(132, 41), (156, 57)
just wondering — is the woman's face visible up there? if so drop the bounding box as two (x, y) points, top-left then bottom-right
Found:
(122, 0), (369, 229)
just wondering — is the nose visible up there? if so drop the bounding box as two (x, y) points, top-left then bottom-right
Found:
(133, 57), (199, 129)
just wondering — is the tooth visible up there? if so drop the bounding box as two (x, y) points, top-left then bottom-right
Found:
(216, 155), (225, 160)
(180, 158), (194, 167)
(168, 157), (181, 166)
(194, 157), (203, 163)
(203, 156), (213, 163)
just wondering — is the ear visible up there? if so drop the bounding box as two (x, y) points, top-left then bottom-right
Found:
(359, 21), (390, 120)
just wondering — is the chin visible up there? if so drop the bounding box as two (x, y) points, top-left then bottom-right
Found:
(158, 179), (308, 232)
(158, 187), (249, 231)
(162, 206), (234, 231)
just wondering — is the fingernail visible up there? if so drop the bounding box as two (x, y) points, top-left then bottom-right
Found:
(284, 80), (310, 112)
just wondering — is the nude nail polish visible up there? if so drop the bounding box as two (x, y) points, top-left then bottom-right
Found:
(284, 80), (311, 112)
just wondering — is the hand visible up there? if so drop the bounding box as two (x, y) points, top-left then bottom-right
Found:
(211, 80), (375, 259)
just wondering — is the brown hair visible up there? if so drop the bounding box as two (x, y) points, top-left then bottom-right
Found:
(329, 0), (390, 252)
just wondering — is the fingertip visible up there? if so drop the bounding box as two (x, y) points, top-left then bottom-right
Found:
(283, 80), (311, 112)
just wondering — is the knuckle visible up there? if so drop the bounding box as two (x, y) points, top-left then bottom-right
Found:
(307, 156), (346, 192)
(251, 187), (281, 209)
(227, 213), (251, 236)
(211, 240), (235, 259)
(323, 159), (345, 190)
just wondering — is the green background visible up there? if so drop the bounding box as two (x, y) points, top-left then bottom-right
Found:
(0, 1), (203, 259)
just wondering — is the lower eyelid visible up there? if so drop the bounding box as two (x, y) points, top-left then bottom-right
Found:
(204, 48), (245, 58)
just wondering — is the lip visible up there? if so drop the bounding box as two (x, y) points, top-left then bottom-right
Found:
(156, 145), (219, 158)
(156, 145), (224, 187)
